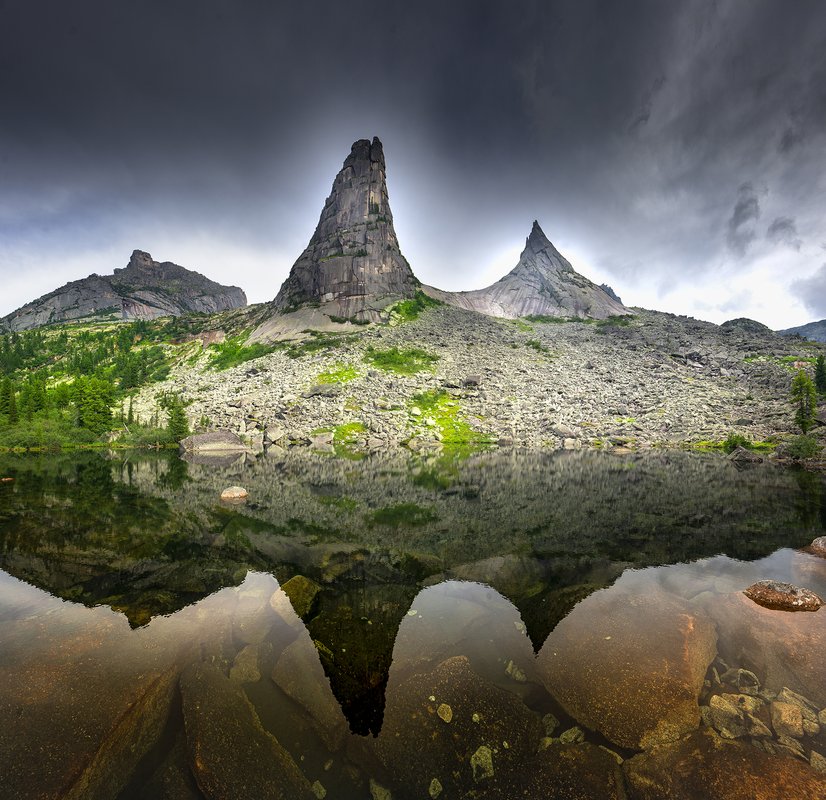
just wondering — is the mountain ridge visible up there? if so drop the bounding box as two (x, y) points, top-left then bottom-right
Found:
(1, 250), (247, 332)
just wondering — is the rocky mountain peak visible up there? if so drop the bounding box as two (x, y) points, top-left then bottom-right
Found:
(422, 221), (629, 320)
(514, 221), (574, 277)
(1, 251), (247, 331)
(271, 135), (418, 320)
(126, 250), (156, 271)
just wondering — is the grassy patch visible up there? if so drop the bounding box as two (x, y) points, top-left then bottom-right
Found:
(319, 495), (359, 512)
(207, 335), (278, 370)
(687, 434), (775, 454)
(391, 290), (443, 322)
(333, 421), (367, 460)
(510, 319), (534, 332)
(525, 339), (551, 354)
(367, 502), (439, 527)
(364, 346), (439, 375)
(524, 314), (572, 324)
(286, 332), (352, 359)
(409, 389), (495, 455)
(316, 362), (359, 384)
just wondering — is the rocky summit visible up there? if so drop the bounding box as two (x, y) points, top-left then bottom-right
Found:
(1, 250), (246, 331)
(260, 136), (418, 336)
(424, 221), (629, 320)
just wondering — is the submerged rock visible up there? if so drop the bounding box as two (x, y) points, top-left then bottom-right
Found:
(624, 729), (826, 799)
(729, 446), (763, 464)
(743, 580), (823, 612)
(280, 575), (322, 619)
(180, 662), (314, 799)
(271, 637), (349, 752)
(374, 655), (542, 797)
(701, 591), (826, 708)
(537, 584), (717, 750)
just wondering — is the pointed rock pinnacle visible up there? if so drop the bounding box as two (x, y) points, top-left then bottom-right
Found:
(272, 136), (418, 320)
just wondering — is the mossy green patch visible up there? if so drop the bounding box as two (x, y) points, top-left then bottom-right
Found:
(332, 421), (367, 460)
(525, 339), (551, 354)
(367, 502), (439, 527)
(207, 335), (278, 370)
(319, 495), (359, 512)
(364, 346), (439, 375)
(686, 434), (776, 454)
(408, 389), (495, 457)
(390, 290), (443, 322)
(315, 362), (359, 384)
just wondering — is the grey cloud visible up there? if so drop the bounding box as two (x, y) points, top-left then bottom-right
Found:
(791, 264), (826, 319)
(726, 184), (761, 258)
(766, 216), (802, 250)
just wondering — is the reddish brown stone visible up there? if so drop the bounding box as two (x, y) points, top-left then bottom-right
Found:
(624, 729), (826, 799)
(537, 585), (717, 750)
(743, 580), (822, 612)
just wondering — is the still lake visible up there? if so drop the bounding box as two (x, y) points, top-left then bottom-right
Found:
(1, 447), (826, 798)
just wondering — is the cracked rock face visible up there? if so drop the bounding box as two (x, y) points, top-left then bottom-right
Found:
(271, 136), (418, 320)
(425, 221), (629, 320)
(1, 250), (247, 331)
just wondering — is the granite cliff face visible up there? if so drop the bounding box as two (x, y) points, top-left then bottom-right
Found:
(424, 221), (629, 320)
(1, 250), (246, 331)
(271, 136), (418, 321)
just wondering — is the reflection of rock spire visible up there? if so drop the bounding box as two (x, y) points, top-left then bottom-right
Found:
(305, 583), (419, 736)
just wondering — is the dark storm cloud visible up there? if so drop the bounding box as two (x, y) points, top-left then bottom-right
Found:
(1, 0), (826, 327)
(726, 183), (761, 258)
(791, 265), (826, 318)
(766, 216), (802, 250)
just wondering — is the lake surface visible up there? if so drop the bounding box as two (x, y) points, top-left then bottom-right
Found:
(1, 448), (826, 798)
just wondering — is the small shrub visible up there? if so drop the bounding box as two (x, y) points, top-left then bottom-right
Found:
(722, 433), (752, 453)
(525, 339), (550, 354)
(783, 435), (821, 459)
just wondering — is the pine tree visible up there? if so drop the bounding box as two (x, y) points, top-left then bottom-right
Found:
(127, 396), (134, 426)
(167, 399), (190, 442)
(791, 370), (817, 433)
(815, 355), (826, 396)
(0, 377), (10, 417)
(7, 382), (18, 425)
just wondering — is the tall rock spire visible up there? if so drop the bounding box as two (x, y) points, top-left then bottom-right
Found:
(422, 221), (629, 320)
(272, 136), (418, 319)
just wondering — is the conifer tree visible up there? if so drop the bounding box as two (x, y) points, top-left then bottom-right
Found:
(791, 370), (817, 433)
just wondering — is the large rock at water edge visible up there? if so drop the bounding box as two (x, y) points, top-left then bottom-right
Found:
(537, 584), (717, 750)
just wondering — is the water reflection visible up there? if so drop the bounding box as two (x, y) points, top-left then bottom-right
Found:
(1, 449), (826, 797)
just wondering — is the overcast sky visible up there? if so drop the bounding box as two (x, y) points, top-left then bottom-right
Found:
(2, 0), (825, 329)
